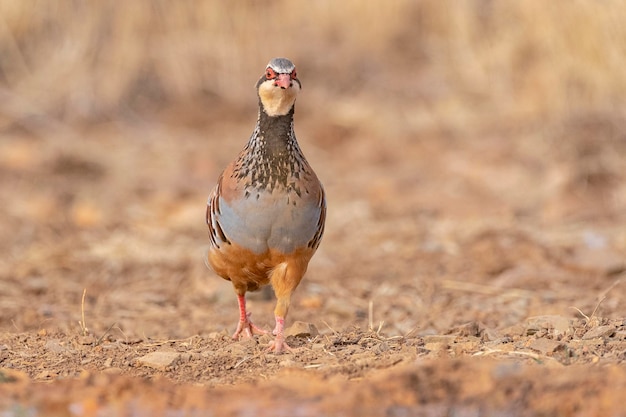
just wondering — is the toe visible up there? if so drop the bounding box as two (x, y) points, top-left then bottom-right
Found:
(266, 337), (294, 354)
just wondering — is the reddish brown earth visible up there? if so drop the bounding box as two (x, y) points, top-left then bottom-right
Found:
(1, 108), (625, 416)
(1, 3), (626, 413)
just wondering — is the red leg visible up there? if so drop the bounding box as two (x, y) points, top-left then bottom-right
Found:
(232, 294), (267, 340)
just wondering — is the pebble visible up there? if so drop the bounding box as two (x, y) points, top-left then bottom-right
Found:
(526, 315), (572, 337)
(528, 338), (564, 355)
(137, 351), (181, 371)
(499, 323), (526, 337)
(285, 322), (319, 338)
(582, 325), (615, 340)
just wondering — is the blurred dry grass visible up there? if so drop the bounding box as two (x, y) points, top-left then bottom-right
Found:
(0, 0), (625, 340)
(0, 0), (625, 129)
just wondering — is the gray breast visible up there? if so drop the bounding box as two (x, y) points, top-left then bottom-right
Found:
(217, 191), (320, 254)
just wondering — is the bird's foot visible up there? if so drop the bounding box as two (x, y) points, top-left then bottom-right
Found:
(266, 316), (292, 353)
(232, 312), (267, 340)
(266, 335), (294, 354)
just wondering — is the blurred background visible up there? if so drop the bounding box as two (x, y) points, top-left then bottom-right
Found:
(1, 1), (625, 338)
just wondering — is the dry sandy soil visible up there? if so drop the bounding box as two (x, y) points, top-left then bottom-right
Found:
(1, 108), (625, 416)
(1, 2), (626, 416)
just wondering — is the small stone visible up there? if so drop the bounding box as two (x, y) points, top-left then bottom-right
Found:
(526, 315), (572, 337)
(528, 338), (564, 355)
(582, 325), (615, 340)
(285, 321), (319, 338)
(137, 351), (181, 371)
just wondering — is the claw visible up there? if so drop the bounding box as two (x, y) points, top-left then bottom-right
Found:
(266, 315), (292, 353)
(266, 336), (293, 353)
(232, 312), (267, 340)
(232, 294), (267, 340)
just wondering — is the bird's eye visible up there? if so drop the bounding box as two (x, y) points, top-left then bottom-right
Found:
(266, 68), (276, 79)
(290, 69), (297, 79)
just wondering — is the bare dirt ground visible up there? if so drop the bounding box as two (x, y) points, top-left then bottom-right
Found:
(1, 2), (626, 416)
(1, 109), (625, 416)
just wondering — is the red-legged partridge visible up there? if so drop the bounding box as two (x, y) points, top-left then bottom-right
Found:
(206, 57), (326, 353)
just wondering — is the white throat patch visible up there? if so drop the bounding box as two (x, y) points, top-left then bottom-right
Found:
(258, 79), (300, 117)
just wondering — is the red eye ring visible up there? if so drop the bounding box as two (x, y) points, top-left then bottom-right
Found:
(265, 68), (276, 79)
(291, 69), (297, 79)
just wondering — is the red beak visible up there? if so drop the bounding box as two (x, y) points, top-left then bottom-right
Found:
(274, 73), (292, 89)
